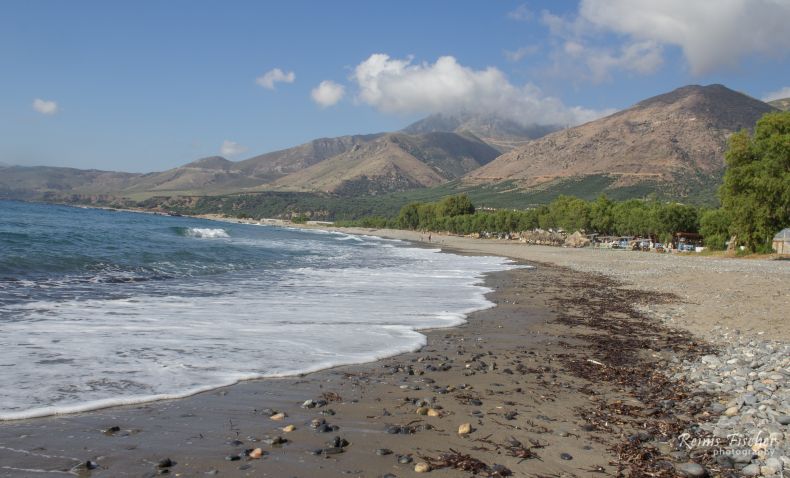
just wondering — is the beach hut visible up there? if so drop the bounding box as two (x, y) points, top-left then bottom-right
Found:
(773, 228), (790, 254)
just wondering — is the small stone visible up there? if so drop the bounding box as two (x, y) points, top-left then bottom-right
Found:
(427, 408), (441, 417)
(778, 415), (790, 425)
(376, 448), (393, 456)
(416, 407), (428, 416)
(269, 412), (286, 421)
(79, 461), (99, 470)
(676, 462), (706, 478)
(560, 453), (573, 461)
(157, 458), (174, 469)
(414, 462), (431, 473)
(311, 418), (325, 428)
(282, 424), (296, 433)
(263, 436), (287, 446)
(761, 465), (778, 475)
(740, 463), (760, 476)
(397, 455), (413, 464)
(723, 406), (739, 417)
(225, 455), (240, 461)
(302, 400), (316, 408)
(103, 425), (121, 435)
(248, 448), (263, 459)
(458, 423), (472, 435)
(321, 447), (345, 455)
(330, 436), (349, 448)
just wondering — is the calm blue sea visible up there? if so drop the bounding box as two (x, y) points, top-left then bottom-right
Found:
(0, 200), (513, 420)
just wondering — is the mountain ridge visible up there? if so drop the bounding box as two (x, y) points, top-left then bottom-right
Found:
(465, 84), (777, 197)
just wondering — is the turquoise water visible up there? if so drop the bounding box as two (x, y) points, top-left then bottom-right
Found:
(0, 200), (513, 419)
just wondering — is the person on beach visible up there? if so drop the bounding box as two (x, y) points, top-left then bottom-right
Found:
(428, 234), (431, 242)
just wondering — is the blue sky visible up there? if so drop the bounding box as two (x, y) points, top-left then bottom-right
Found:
(2, 0), (789, 172)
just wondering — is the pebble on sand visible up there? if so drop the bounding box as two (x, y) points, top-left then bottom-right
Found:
(414, 462), (431, 473)
(676, 462), (707, 478)
(282, 424), (296, 432)
(458, 423), (472, 435)
(248, 448), (264, 459)
(270, 412), (286, 421)
(427, 408), (441, 417)
(723, 406), (739, 417)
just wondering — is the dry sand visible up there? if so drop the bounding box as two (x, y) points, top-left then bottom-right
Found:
(1, 223), (787, 477)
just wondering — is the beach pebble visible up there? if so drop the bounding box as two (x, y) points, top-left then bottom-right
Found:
(560, 453), (573, 461)
(248, 448), (264, 459)
(269, 412), (286, 421)
(778, 415), (790, 425)
(376, 448), (393, 456)
(427, 408), (441, 417)
(263, 436), (288, 446)
(157, 458), (174, 469)
(301, 399), (316, 408)
(414, 462), (431, 473)
(78, 461), (99, 470)
(397, 455), (413, 464)
(676, 462), (706, 477)
(329, 436), (349, 448)
(225, 455), (240, 461)
(458, 423), (472, 435)
(103, 425), (121, 435)
(723, 406), (739, 417)
(316, 423), (338, 433)
(740, 464), (760, 476)
(416, 407), (428, 415)
(321, 447), (345, 455)
(282, 424), (296, 432)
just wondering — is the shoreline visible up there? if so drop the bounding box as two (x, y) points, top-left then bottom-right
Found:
(0, 262), (681, 477)
(1, 214), (787, 476)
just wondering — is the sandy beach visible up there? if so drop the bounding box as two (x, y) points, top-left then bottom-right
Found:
(1, 224), (788, 477)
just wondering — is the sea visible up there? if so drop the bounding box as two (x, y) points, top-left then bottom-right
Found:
(0, 200), (514, 420)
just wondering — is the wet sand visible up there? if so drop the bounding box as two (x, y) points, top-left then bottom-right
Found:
(0, 252), (720, 477)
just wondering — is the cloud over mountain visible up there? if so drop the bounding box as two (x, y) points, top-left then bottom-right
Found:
(311, 80), (345, 107)
(220, 140), (248, 157)
(763, 86), (790, 102)
(352, 53), (610, 127)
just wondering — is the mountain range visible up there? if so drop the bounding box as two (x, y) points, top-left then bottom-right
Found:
(0, 84), (779, 209)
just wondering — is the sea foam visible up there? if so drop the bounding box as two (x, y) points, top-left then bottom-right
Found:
(0, 202), (518, 420)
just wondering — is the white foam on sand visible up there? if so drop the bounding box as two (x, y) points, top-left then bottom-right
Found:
(0, 232), (520, 420)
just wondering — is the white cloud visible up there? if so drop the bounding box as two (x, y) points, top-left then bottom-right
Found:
(220, 140), (248, 157)
(585, 41), (664, 82)
(550, 0), (790, 77)
(504, 45), (539, 62)
(32, 98), (58, 115)
(507, 4), (533, 21)
(256, 68), (295, 89)
(763, 86), (790, 102)
(311, 80), (345, 107)
(352, 53), (611, 126)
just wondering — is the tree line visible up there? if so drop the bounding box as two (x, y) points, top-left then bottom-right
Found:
(338, 111), (789, 253)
